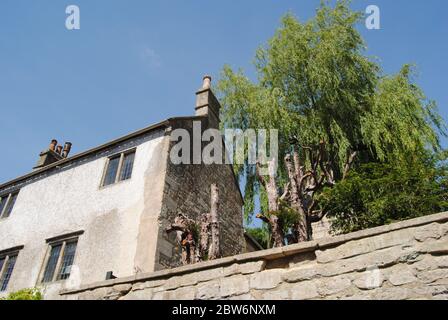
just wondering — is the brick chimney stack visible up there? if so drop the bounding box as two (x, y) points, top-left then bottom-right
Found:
(33, 139), (73, 170)
(195, 75), (221, 129)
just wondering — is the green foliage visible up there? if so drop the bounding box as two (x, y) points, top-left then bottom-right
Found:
(276, 199), (303, 235)
(362, 65), (445, 162)
(1, 288), (43, 300)
(246, 227), (271, 249)
(217, 0), (446, 224)
(319, 153), (448, 234)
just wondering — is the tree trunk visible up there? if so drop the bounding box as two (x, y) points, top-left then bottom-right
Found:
(199, 212), (211, 261)
(285, 153), (308, 243)
(262, 159), (285, 247)
(269, 215), (284, 248)
(181, 232), (197, 265)
(208, 184), (221, 260)
(166, 214), (199, 265)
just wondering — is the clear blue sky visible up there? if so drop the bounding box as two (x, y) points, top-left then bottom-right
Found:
(0, 0), (447, 184)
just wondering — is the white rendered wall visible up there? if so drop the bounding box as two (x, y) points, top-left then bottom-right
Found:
(0, 130), (169, 299)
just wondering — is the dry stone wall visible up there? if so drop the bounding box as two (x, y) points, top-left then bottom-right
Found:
(61, 212), (448, 300)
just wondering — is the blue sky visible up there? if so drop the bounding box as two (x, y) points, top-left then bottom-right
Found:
(0, 0), (447, 184)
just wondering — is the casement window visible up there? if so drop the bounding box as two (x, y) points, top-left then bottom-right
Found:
(41, 233), (81, 283)
(102, 149), (136, 187)
(0, 247), (22, 291)
(0, 191), (19, 219)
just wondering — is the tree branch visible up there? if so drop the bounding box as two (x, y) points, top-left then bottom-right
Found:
(279, 182), (290, 201)
(256, 161), (267, 187)
(309, 210), (326, 223)
(343, 151), (358, 180)
(256, 213), (270, 224)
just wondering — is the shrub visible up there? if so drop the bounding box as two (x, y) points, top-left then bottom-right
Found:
(1, 288), (43, 300)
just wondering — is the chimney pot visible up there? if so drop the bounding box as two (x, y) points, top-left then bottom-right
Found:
(202, 75), (212, 89)
(62, 142), (73, 158)
(49, 139), (58, 151)
(56, 145), (63, 155)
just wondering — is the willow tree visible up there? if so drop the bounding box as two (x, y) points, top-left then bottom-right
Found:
(217, 0), (444, 245)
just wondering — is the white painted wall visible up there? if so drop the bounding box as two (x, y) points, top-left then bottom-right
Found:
(0, 130), (169, 298)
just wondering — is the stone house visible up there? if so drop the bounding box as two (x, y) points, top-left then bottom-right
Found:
(0, 76), (245, 298)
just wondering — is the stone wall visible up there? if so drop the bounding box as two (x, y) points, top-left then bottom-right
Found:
(154, 117), (245, 270)
(61, 212), (448, 300)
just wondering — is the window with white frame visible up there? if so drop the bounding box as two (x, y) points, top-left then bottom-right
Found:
(0, 191), (19, 219)
(41, 234), (80, 283)
(0, 247), (22, 291)
(102, 149), (136, 187)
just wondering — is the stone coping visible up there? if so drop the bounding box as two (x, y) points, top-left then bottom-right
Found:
(60, 211), (448, 295)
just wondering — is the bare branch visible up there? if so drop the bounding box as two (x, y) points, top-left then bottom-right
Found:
(299, 172), (313, 192)
(293, 147), (302, 180)
(279, 182), (290, 201)
(256, 213), (270, 224)
(208, 184), (221, 260)
(199, 213), (211, 259)
(343, 151), (358, 180)
(166, 224), (186, 234)
(309, 210), (326, 223)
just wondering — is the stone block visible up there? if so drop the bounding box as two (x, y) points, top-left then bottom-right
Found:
(228, 294), (254, 300)
(353, 268), (385, 290)
(260, 286), (291, 300)
(164, 276), (186, 290)
(196, 280), (220, 300)
(288, 252), (316, 269)
(372, 287), (411, 300)
(220, 275), (250, 298)
(152, 291), (168, 300)
(413, 223), (442, 242)
(166, 286), (196, 300)
(249, 270), (283, 290)
(435, 255), (448, 268)
(442, 222), (448, 236)
(409, 283), (448, 298)
(223, 261), (265, 277)
(418, 238), (448, 255)
(222, 264), (240, 277)
(132, 279), (165, 291)
(112, 284), (132, 294)
(344, 292), (372, 300)
(164, 269), (222, 290)
(120, 288), (153, 300)
(316, 228), (414, 263)
(417, 269), (448, 284)
(386, 265), (418, 286)
(317, 275), (353, 296)
(290, 281), (320, 300)
(282, 266), (318, 283)
(318, 259), (359, 277)
(77, 287), (111, 300)
(317, 245), (418, 279)
(410, 255), (437, 272)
